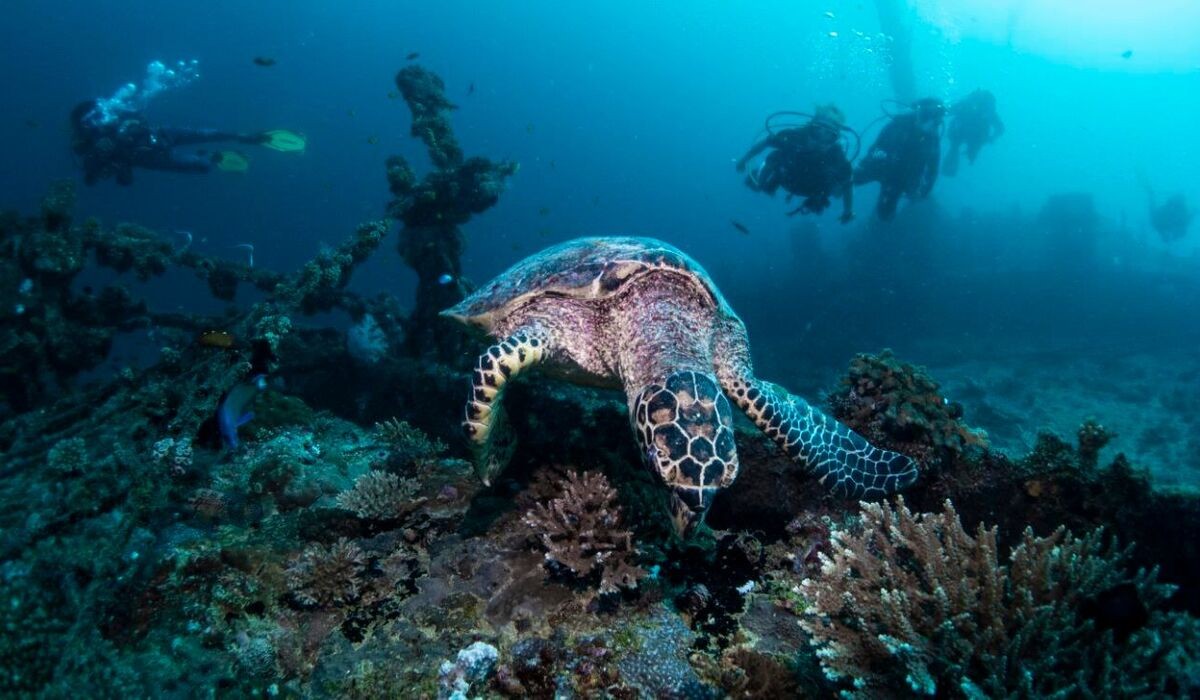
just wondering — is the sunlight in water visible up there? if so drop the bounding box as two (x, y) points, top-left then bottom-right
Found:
(912, 0), (1200, 71)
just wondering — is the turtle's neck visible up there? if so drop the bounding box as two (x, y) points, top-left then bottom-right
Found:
(610, 275), (716, 398)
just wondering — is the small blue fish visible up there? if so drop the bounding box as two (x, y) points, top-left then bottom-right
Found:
(437, 273), (455, 285)
(218, 374), (267, 448)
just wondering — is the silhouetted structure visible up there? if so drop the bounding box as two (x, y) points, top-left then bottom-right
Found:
(386, 66), (518, 362)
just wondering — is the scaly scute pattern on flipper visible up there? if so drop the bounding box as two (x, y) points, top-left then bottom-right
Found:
(725, 376), (919, 498)
(632, 371), (737, 526)
(463, 329), (549, 484)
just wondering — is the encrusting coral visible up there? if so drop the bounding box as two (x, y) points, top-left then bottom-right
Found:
(827, 349), (988, 466)
(387, 65), (518, 362)
(522, 471), (647, 595)
(1077, 416), (1115, 470)
(800, 497), (1199, 698)
(286, 538), (368, 608)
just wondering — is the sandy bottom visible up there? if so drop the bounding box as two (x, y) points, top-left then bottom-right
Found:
(923, 346), (1200, 491)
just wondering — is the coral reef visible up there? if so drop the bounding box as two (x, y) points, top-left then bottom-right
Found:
(374, 416), (448, 469)
(800, 497), (1199, 698)
(287, 539), (368, 608)
(438, 641), (499, 700)
(827, 348), (988, 467)
(335, 471), (421, 521)
(1077, 416), (1115, 470)
(522, 470), (647, 595)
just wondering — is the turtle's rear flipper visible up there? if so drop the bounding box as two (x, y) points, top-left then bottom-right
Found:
(462, 329), (549, 485)
(724, 377), (918, 498)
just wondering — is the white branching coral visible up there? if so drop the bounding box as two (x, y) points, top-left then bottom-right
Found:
(335, 471), (419, 520)
(800, 497), (1199, 698)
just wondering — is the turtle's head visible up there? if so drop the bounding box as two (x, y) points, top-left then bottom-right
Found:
(631, 370), (739, 538)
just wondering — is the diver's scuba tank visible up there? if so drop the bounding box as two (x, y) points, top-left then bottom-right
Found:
(761, 110), (862, 161)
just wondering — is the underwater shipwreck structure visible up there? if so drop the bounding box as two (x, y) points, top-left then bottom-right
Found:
(1, 66), (1198, 698)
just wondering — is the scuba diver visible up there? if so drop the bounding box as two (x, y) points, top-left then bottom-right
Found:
(1139, 173), (1195, 242)
(853, 97), (945, 221)
(1149, 194), (1195, 242)
(736, 104), (856, 223)
(943, 89), (1004, 176)
(70, 59), (305, 186)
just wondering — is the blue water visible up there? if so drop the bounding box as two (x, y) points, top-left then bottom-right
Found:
(2, 0), (1199, 460)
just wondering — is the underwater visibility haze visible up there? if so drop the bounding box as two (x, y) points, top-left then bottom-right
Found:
(1, 1), (1199, 697)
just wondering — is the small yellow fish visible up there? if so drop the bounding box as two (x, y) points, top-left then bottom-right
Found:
(388, 90), (400, 99)
(198, 330), (236, 349)
(367, 135), (379, 145)
(538, 207), (550, 216)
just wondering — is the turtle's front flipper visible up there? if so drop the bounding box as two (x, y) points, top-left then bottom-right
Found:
(463, 329), (549, 485)
(724, 375), (918, 498)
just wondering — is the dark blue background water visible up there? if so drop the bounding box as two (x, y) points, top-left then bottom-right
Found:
(3, 1), (1199, 474)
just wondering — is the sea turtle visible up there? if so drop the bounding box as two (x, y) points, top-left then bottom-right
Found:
(442, 237), (917, 535)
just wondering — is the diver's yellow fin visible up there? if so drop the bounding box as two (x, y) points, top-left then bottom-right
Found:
(261, 129), (306, 153)
(215, 150), (250, 172)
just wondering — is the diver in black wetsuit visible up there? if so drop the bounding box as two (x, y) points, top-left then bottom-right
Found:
(69, 100), (266, 186)
(943, 89), (1004, 176)
(853, 97), (944, 221)
(737, 104), (855, 223)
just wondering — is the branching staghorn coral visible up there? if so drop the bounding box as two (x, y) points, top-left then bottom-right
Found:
(523, 471), (646, 594)
(800, 497), (1199, 698)
(334, 471), (420, 521)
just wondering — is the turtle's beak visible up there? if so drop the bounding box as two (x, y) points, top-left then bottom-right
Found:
(667, 489), (708, 539)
